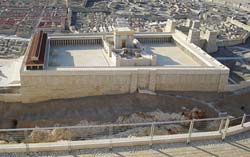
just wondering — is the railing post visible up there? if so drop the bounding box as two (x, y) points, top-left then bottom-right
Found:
(222, 117), (230, 140)
(187, 119), (194, 144)
(149, 123), (155, 146)
(24, 130), (28, 140)
(218, 119), (225, 133)
(109, 125), (113, 150)
(241, 114), (246, 127)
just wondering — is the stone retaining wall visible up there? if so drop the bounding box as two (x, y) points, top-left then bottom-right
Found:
(20, 67), (229, 103)
(0, 94), (21, 102)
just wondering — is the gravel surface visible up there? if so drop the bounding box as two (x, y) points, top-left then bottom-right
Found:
(0, 131), (250, 157)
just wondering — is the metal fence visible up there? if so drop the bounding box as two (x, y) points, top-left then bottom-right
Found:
(0, 114), (249, 145)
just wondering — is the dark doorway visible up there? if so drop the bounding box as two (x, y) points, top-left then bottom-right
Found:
(122, 40), (126, 48)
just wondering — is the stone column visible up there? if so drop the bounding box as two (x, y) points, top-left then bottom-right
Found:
(128, 35), (133, 48)
(151, 54), (157, 66)
(114, 35), (120, 49)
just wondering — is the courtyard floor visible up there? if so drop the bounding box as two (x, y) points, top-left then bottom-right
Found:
(143, 43), (201, 66)
(49, 45), (109, 67)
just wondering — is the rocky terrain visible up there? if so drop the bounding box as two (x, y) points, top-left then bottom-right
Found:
(0, 89), (249, 144)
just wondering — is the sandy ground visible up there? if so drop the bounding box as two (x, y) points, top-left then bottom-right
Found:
(0, 93), (218, 129)
(0, 88), (250, 129)
(0, 56), (24, 87)
(164, 89), (250, 117)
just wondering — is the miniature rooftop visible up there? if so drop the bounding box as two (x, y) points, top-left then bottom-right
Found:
(48, 42), (200, 67)
(115, 27), (133, 32)
(24, 29), (227, 71)
(114, 27), (135, 35)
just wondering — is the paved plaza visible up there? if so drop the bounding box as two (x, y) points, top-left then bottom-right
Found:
(49, 45), (109, 67)
(0, 57), (23, 87)
(144, 43), (200, 66)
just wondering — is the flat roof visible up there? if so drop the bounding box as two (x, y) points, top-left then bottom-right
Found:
(143, 43), (201, 66)
(115, 27), (134, 35)
(26, 31), (47, 66)
(48, 45), (109, 67)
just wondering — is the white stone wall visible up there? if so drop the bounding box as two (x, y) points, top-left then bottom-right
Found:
(20, 67), (229, 103)
(165, 20), (176, 33)
(187, 29), (201, 47)
(203, 31), (218, 53)
(119, 56), (153, 66)
(19, 32), (230, 103)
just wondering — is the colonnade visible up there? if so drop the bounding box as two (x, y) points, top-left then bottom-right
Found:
(137, 37), (171, 44)
(50, 39), (102, 46)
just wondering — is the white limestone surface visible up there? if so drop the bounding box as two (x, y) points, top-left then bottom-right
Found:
(49, 45), (109, 67)
(0, 56), (23, 87)
(143, 43), (201, 66)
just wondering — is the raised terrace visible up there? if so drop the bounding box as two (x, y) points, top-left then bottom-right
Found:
(48, 40), (201, 68)
(20, 29), (229, 103)
(46, 30), (203, 68)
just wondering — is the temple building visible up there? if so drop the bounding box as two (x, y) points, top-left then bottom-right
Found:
(21, 24), (229, 103)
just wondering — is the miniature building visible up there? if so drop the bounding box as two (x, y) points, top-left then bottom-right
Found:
(104, 27), (157, 66)
(21, 27), (229, 103)
(204, 30), (218, 53)
(25, 31), (47, 70)
(114, 27), (134, 49)
(187, 28), (201, 47)
(165, 19), (176, 33)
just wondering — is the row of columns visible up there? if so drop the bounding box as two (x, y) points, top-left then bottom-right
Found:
(51, 39), (102, 46)
(26, 65), (43, 70)
(138, 37), (171, 44)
